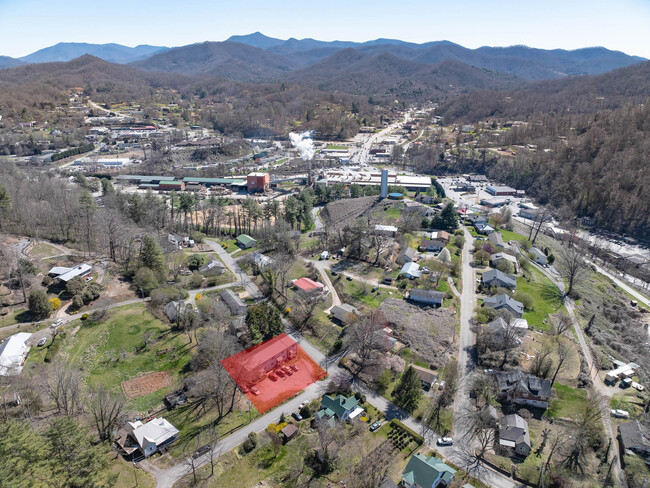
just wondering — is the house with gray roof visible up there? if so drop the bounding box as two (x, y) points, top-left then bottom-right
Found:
(530, 247), (547, 266)
(482, 269), (517, 289)
(330, 304), (360, 325)
(494, 369), (552, 409)
(401, 453), (456, 488)
(483, 293), (524, 318)
(408, 288), (444, 308)
(164, 301), (186, 323)
(199, 259), (225, 277)
(488, 232), (505, 248)
(397, 246), (417, 265)
(220, 289), (247, 316)
(419, 239), (445, 252)
(491, 252), (518, 272)
(499, 414), (531, 457)
(619, 420), (650, 458)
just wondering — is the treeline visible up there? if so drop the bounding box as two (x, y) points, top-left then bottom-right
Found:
(437, 60), (650, 123)
(51, 143), (94, 161)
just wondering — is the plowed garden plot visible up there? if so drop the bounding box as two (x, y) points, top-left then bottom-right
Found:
(122, 371), (173, 399)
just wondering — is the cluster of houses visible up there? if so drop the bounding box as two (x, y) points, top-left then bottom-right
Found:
(312, 393), (458, 488)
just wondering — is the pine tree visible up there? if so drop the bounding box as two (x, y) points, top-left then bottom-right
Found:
(140, 235), (166, 280)
(392, 366), (422, 413)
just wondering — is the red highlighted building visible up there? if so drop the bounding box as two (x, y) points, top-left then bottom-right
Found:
(292, 277), (324, 294)
(221, 333), (326, 414)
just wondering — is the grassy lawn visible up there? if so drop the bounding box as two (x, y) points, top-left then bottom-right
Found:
(0, 308), (30, 328)
(383, 206), (401, 221)
(545, 383), (589, 419)
(328, 271), (398, 310)
(112, 456), (155, 488)
(28, 242), (61, 259)
(517, 267), (565, 332)
(220, 239), (239, 253)
(499, 229), (530, 244)
(48, 304), (192, 413)
(610, 388), (646, 417)
(326, 144), (348, 150)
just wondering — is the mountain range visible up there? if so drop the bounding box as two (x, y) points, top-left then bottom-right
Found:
(1, 33), (645, 84)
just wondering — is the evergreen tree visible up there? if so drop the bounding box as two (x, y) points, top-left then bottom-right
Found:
(28, 290), (52, 320)
(432, 204), (458, 231)
(392, 366), (422, 413)
(140, 235), (166, 280)
(46, 417), (116, 488)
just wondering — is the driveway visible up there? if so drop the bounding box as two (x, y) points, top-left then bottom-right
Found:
(204, 240), (263, 300)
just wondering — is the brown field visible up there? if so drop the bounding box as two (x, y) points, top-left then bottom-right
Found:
(121, 371), (173, 399)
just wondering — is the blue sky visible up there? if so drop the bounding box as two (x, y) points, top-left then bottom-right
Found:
(1, 0), (649, 58)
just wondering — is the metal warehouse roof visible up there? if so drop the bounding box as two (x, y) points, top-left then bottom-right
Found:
(116, 175), (176, 181)
(182, 177), (245, 184)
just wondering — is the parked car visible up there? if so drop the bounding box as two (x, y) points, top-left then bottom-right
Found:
(371, 286), (379, 292)
(292, 412), (303, 421)
(437, 437), (453, 446)
(37, 337), (47, 347)
(621, 378), (633, 388)
(268, 372), (278, 381)
(250, 386), (260, 396)
(611, 409), (630, 419)
(346, 276), (353, 281)
(54, 318), (63, 326)
(299, 400), (308, 409)
(421, 267), (431, 273)
(383, 278), (394, 285)
(276, 369), (285, 378)
(241, 385), (250, 393)
(192, 444), (211, 459)
(282, 365), (293, 376)
(290, 364), (299, 372)
(370, 421), (382, 432)
(438, 381), (446, 390)
(331, 271), (338, 276)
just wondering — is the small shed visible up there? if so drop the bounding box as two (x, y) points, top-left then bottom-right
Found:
(281, 424), (298, 443)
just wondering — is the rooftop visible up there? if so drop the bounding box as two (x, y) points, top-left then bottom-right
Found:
(293, 277), (324, 292)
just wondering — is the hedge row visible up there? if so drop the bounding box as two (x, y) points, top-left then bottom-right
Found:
(52, 144), (95, 161)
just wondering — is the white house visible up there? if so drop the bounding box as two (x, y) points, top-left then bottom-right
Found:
(530, 247), (547, 266)
(124, 418), (179, 457)
(400, 262), (421, 279)
(374, 224), (398, 238)
(0, 332), (32, 375)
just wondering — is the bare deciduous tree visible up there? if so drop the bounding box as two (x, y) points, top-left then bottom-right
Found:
(46, 361), (84, 416)
(88, 385), (127, 442)
(557, 246), (588, 297)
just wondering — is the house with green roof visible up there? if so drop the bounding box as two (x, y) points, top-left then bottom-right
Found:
(400, 453), (456, 488)
(314, 394), (362, 427)
(236, 234), (257, 249)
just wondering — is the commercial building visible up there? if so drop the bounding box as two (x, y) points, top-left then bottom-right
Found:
(486, 185), (517, 196)
(234, 334), (298, 385)
(320, 170), (431, 191)
(247, 172), (270, 192)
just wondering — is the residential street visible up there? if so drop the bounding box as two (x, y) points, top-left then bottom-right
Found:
(151, 226), (523, 488)
(205, 239), (263, 300)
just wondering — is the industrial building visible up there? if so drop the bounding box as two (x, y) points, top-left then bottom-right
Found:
(486, 185), (517, 196)
(319, 170), (431, 191)
(247, 172), (270, 192)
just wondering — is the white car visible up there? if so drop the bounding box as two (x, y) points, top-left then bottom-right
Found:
(437, 437), (453, 446)
(610, 409), (630, 419)
(37, 337), (48, 347)
(55, 318), (63, 325)
(299, 401), (308, 409)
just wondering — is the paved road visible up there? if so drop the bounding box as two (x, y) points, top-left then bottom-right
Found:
(589, 260), (649, 308)
(308, 258), (341, 313)
(513, 244), (626, 486)
(311, 206), (324, 232)
(204, 240), (263, 300)
(452, 227), (477, 446)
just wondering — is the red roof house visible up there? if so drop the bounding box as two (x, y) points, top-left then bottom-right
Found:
(292, 277), (324, 294)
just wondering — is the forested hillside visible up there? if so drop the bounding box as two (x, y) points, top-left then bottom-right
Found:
(411, 103), (650, 239)
(437, 61), (650, 122)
